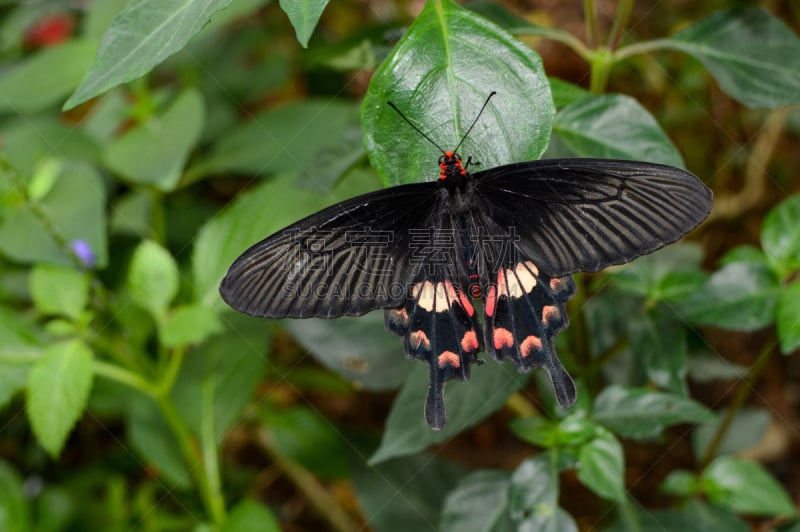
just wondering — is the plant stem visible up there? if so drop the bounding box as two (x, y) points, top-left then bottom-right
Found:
(200, 350), (226, 522)
(583, 0), (599, 49)
(606, 0), (634, 50)
(93, 360), (158, 395)
(257, 428), (360, 532)
(699, 342), (774, 469)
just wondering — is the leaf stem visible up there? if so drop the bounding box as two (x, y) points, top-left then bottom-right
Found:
(583, 0), (599, 49)
(606, 0), (634, 50)
(93, 360), (158, 395)
(699, 342), (774, 469)
(200, 349), (226, 522)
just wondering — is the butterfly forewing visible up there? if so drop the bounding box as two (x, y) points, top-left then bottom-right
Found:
(474, 158), (713, 276)
(220, 183), (439, 318)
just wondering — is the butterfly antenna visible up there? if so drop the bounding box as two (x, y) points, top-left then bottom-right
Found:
(453, 91), (496, 154)
(387, 101), (446, 154)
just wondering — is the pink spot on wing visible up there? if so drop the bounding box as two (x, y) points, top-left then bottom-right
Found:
(438, 350), (460, 368)
(461, 330), (479, 352)
(493, 328), (514, 350)
(520, 335), (542, 358)
(543, 305), (559, 323)
(549, 278), (562, 291)
(458, 289), (475, 316)
(409, 330), (430, 350)
(485, 286), (497, 317)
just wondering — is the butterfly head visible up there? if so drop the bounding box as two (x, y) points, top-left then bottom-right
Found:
(438, 151), (467, 181)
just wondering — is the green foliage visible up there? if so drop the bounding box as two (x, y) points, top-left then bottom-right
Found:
(0, 0), (798, 529)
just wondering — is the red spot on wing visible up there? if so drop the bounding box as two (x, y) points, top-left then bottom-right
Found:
(409, 330), (431, 350)
(493, 327), (514, 350)
(543, 305), (559, 323)
(457, 288), (475, 317)
(470, 283), (481, 299)
(461, 330), (479, 352)
(520, 335), (543, 358)
(485, 285), (497, 317)
(438, 350), (460, 368)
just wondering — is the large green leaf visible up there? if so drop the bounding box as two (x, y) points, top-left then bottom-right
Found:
(702, 456), (796, 517)
(553, 94), (684, 167)
(362, 0), (554, 186)
(593, 386), (715, 439)
(0, 39), (97, 113)
(761, 194), (800, 277)
(104, 89), (205, 191)
(508, 453), (577, 531)
(629, 311), (688, 396)
(279, 0), (329, 48)
(64, 0), (235, 109)
(370, 362), (528, 463)
(777, 280), (800, 354)
(605, 499), (748, 532)
(26, 339), (94, 456)
(350, 452), (464, 532)
(29, 264), (89, 320)
(610, 244), (707, 303)
(222, 500), (280, 532)
(0, 162), (107, 267)
(577, 427), (625, 502)
(659, 7), (800, 109)
(127, 240), (179, 322)
(679, 262), (780, 331)
(439, 470), (512, 532)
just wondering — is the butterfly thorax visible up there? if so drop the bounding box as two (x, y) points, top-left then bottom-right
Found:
(438, 151), (468, 182)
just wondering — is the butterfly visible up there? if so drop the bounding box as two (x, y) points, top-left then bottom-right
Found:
(220, 94), (713, 429)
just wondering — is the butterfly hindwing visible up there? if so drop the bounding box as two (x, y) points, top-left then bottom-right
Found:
(483, 258), (577, 408)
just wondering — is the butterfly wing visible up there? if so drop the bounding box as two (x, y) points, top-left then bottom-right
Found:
(220, 182), (439, 318)
(473, 158), (713, 276)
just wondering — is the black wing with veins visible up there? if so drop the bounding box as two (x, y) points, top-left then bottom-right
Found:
(220, 183), (439, 318)
(473, 158), (713, 276)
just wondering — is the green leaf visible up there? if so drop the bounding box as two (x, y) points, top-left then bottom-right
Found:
(159, 304), (223, 347)
(193, 99), (358, 179)
(0, 308), (44, 408)
(127, 240), (179, 321)
(279, 0), (329, 48)
(0, 162), (107, 268)
(0, 459), (31, 532)
(104, 89), (205, 191)
(701, 456), (796, 516)
(439, 470), (511, 532)
(0, 40), (97, 114)
(466, 2), (577, 43)
(605, 499), (748, 532)
(777, 280), (800, 354)
(577, 427), (625, 502)
(553, 94), (684, 167)
(761, 194), (800, 276)
(509, 453), (577, 531)
(362, 0), (554, 186)
(693, 407), (770, 460)
(659, 7), (800, 109)
(660, 470), (700, 496)
(549, 77), (591, 109)
(509, 416), (560, 448)
(192, 173), (325, 308)
(261, 407), (347, 479)
(64, 0), (235, 109)
(222, 499), (280, 532)
(611, 244), (707, 303)
(719, 244), (769, 267)
(29, 264), (89, 320)
(284, 312), (412, 391)
(686, 350), (747, 383)
(679, 262), (780, 331)
(629, 311), (688, 396)
(26, 339), (94, 457)
(370, 362), (528, 463)
(593, 386), (715, 439)
(350, 452), (464, 532)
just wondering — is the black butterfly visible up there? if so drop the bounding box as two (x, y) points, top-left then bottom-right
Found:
(220, 95), (713, 429)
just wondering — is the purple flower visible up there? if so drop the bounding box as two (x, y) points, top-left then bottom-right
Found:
(70, 240), (95, 269)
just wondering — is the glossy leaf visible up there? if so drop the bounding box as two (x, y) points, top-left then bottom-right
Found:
(553, 94), (684, 167)
(777, 280), (800, 354)
(362, 0), (554, 186)
(577, 427), (625, 502)
(285, 312), (412, 391)
(350, 453), (464, 531)
(279, 0), (329, 48)
(679, 262), (780, 331)
(29, 264), (89, 320)
(660, 7), (800, 109)
(509, 453), (577, 532)
(439, 470), (511, 532)
(0, 162), (107, 267)
(606, 499), (748, 532)
(0, 40), (96, 113)
(629, 311), (688, 396)
(370, 362), (528, 463)
(104, 89), (205, 191)
(509, 416), (560, 448)
(611, 244), (708, 303)
(702, 456), (796, 516)
(660, 470), (699, 496)
(127, 240), (179, 321)
(761, 194), (800, 276)
(26, 340), (94, 456)
(593, 386), (714, 439)
(65, 0), (235, 109)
